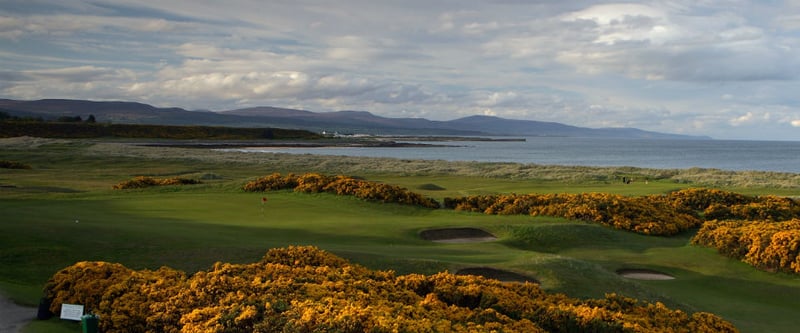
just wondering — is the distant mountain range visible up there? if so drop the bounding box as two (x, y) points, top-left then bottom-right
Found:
(0, 99), (710, 139)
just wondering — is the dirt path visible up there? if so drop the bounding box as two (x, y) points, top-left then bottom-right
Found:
(0, 295), (35, 333)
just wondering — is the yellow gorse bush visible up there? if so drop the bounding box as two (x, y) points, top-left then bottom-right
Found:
(243, 172), (441, 208)
(692, 219), (800, 273)
(112, 176), (201, 189)
(42, 246), (737, 333)
(444, 192), (701, 236)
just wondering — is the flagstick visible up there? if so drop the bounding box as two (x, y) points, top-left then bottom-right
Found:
(261, 197), (268, 218)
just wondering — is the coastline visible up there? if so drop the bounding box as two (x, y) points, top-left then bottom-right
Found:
(131, 136), (525, 149)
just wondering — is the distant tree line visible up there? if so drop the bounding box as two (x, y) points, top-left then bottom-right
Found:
(0, 110), (95, 123)
(0, 110), (45, 122)
(0, 160), (32, 169)
(0, 120), (321, 140)
(55, 114), (96, 123)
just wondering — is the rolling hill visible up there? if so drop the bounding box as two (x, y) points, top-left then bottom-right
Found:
(0, 99), (710, 139)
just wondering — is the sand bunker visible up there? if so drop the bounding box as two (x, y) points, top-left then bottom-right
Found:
(456, 267), (539, 284)
(419, 227), (497, 243)
(616, 268), (675, 280)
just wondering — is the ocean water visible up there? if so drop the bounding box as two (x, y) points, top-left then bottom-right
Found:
(236, 137), (800, 173)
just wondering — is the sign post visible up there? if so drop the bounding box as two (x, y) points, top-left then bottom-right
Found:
(60, 303), (84, 321)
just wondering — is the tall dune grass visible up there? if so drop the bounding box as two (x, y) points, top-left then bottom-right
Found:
(75, 140), (800, 189)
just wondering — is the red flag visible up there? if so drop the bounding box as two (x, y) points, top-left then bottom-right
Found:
(261, 197), (268, 203)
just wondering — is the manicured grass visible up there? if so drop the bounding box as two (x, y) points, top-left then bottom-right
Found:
(2, 139), (800, 332)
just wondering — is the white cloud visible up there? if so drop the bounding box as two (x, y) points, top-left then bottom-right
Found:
(792, 120), (800, 127)
(730, 112), (754, 126)
(24, 66), (131, 81)
(562, 3), (677, 45)
(479, 91), (521, 107)
(776, 15), (800, 30)
(137, 19), (174, 32)
(325, 36), (380, 61)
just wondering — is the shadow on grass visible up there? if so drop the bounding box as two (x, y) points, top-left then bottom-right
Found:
(500, 222), (692, 254)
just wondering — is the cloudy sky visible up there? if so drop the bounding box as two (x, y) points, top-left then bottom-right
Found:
(2, 1), (799, 140)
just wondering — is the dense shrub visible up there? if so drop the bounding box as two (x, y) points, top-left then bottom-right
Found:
(660, 189), (800, 221)
(444, 193), (701, 236)
(112, 176), (201, 189)
(703, 196), (800, 221)
(43, 261), (134, 315)
(0, 160), (31, 169)
(241, 173), (299, 192)
(692, 219), (800, 273)
(97, 267), (187, 332)
(243, 172), (441, 208)
(661, 188), (750, 213)
(42, 246), (737, 333)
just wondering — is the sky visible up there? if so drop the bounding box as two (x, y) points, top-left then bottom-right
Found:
(1, 1), (799, 140)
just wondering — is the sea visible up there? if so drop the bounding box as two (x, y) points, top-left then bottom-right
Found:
(235, 137), (800, 174)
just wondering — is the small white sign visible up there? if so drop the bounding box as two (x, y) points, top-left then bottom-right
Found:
(60, 303), (84, 321)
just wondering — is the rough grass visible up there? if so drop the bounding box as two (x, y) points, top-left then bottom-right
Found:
(63, 139), (800, 190)
(2, 137), (800, 333)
